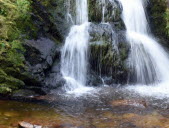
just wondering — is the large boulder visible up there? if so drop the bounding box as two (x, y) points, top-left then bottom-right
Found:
(88, 23), (129, 84)
(44, 61), (65, 89)
(23, 38), (60, 86)
(30, 0), (72, 40)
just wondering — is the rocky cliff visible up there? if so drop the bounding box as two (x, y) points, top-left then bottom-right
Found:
(0, 0), (168, 96)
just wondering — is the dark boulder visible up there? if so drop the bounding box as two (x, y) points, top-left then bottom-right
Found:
(44, 61), (66, 89)
(30, 0), (71, 40)
(23, 38), (60, 86)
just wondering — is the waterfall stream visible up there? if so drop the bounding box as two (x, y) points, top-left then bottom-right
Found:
(118, 0), (169, 84)
(61, 0), (93, 94)
(61, 0), (169, 97)
(117, 0), (169, 97)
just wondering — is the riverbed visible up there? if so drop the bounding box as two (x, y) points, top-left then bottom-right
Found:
(1, 86), (169, 128)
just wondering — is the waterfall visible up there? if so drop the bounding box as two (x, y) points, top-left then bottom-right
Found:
(101, 0), (106, 23)
(118, 0), (169, 84)
(61, 0), (93, 93)
(75, 0), (88, 24)
(66, 0), (74, 24)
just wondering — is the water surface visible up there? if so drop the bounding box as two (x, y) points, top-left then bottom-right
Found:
(1, 87), (169, 128)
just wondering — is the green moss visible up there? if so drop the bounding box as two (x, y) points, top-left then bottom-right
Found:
(148, 0), (169, 40)
(0, 0), (37, 41)
(0, 69), (24, 94)
(90, 42), (115, 75)
(0, 40), (26, 94)
(0, 40), (25, 66)
(165, 8), (169, 37)
(0, 0), (34, 94)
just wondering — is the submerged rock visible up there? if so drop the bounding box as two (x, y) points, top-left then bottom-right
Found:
(18, 121), (42, 128)
(12, 89), (39, 98)
(111, 99), (147, 108)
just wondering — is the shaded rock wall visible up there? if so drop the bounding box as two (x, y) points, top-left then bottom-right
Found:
(1, 0), (168, 95)
(24, 38), (59, 84)
(89, 23), (129, 84)
(147, 0), (169, 43)
(30, 0), (71, 40)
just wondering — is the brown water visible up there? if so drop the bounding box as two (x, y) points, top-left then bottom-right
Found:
(1, 87), (169, 128)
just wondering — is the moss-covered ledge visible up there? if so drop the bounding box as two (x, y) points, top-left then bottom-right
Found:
(147, 0), (169, 41)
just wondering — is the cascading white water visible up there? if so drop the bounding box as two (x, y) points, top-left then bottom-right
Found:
(117, 0), (169, 98)
(66, 0), (74, 24)
(61, 23), (89, 91)
(118, 0), (169, 84)
(61, 0), (93, 93)
(101, 0), (106, 23)
(75, 0), (88, 24)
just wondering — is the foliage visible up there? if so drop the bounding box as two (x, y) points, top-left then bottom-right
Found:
(0, 40), (25, 66)
(0, 0), (32, 94)
(0, 69), (24, 93)
(0, 0), (32, 40)
(0, 40), (26, 93)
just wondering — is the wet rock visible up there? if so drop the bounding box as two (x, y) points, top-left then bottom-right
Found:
(33, 95), (55, 101)
(111, 99), (147, 108)
(55, 123), (78, 128)
(122, 112), (169, 128)
(87, 70), (103, 86)
(31, 0), (71, 39)
(88, 23), (129, 84)
(4, 112), (20, 117)
(12, 89), (39, 98)
(89, 0), (122, 23)
(23, 38), (59, 86)
(45, 73), (65, 88)
(44, 61), (65, 89)
(89, 23), (113, 42)
(119, 122), (138, 128)
(18, 121), (42, 128)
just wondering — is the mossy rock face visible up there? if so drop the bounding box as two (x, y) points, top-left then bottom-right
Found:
(88, 0), (122, 23)
(0, 62), (25, 94)
(89, 23), (129, 84)
(30, 0), (72, 40)
(0, 0), (38, 94)
(147, 0), (169, 40)
(0, 0), (34, 41)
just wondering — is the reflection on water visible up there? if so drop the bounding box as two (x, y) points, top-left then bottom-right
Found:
(1, 87), (169, 128)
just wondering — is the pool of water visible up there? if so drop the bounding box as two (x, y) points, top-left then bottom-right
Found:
(1, 86), (169, 128)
